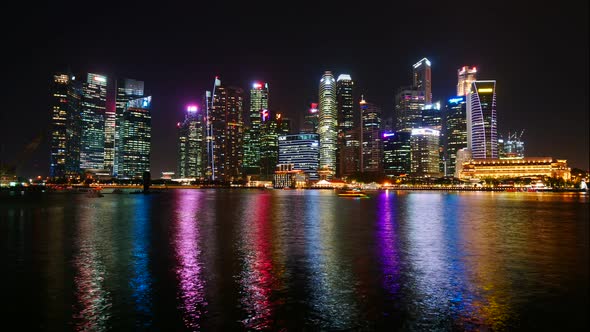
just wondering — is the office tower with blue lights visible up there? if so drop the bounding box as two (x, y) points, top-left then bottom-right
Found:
(360, 97), (382, 173)
(114, 78), (144, 177)
(79, 73), (107, 171)
(278, 133), (320, 180)
(177, 105), (205, 178)
(410, 128), (441, 177)
(445, 96), (468, 177)
(467, 80), (497, 159)
(207, 78), (244, 181)
(318, 71), (337, 177)
(457, 66), (477, 96)
(49, 72), (81, 178)
(243, 82), (268, 176)
(117, 96), (152, 178)
(383, 131), (411, 175)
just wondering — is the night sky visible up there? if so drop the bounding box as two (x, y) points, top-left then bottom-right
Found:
(3, 1), (588, 178)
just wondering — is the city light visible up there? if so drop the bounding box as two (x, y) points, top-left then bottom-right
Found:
(448, 97), (465, 104)
(252, 82), (262, 89)
(478, 88), (493, 93)
(187, 105), (198, 112)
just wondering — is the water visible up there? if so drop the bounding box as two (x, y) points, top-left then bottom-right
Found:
(1, 190), (588, 331)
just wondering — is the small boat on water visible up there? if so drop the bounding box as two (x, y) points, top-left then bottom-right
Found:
(337, 188), (369, 198)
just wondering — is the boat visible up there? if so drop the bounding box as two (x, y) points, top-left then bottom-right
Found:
(86, 189), (104, 197)
(337, 188), (369, 198)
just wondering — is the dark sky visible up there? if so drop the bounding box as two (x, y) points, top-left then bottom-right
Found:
(2, 1), (588, 178)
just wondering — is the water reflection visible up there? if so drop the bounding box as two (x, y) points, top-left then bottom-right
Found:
(174, 190), (207, 330)
(376, 191), (401, 300)
(129, 196), (153, 328)
(72, 199), (113, 331)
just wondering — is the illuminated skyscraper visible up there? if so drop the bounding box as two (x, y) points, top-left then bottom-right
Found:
(444, 96), (468, 177)
(118, 96), (151, 178)
(467, 81), (497, 159)
(457, 66), (477, 96)
(114, 78), (144, 177)
(207, 78), (244, 181)
(410, 128), (441, 177)
(278, 133), (320, 180)
(394, 87), (425, 133)
(260, 114), (290, 179)
(336, 74), (354, 132)
(383, 131), (411, 175)
(243, 82), (268, 175)
(413, 57), (432, 103)
(318, 71), (337, 176)
(177, 105), (205, 178)
(360, 97), (382, 173)
(339, 128), (360, 177)
(302, 103), (319, 133)
(79, 73), (107, 170)
(49, 72), (81, 178)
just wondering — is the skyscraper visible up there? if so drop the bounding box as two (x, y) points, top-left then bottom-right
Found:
(360, 97), (382, 173)
(177, 105), (205, 178)
(118, 96), (152, 178)
(318, 71), (337, 177)
(445, 96), (468, 177)
(467, 81), (497, 159)
(114, 78), (144, 177)
(49, 73), (81, 178)
(207, 78), (244, 181)
(394, 87), (425, 133)
(410, 128), (441, 177)
(79, 73), (107, 171)
(339, 128), (361, 177)
(336, 74), (354, 132)
(302, 103), (319, 133)
(457, 66), (477, 96)
(278, 133), (320, 180)
(383, 131), (411, 176)
(413, 57), (432, 103)
(243, 82), (268, 175)
(260, 113), (290, 179)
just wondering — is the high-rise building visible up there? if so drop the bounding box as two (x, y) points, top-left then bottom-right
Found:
(413, 58), (432, 103)
(302, 103), (319, 133)
(318, 71), (337, 177)
(445, 96), (468, 177)
(278, 133), (320, 180)
(79, 73), (107, 171)
(114, 78), (144, 177)
(49, 73), (81, 178)
(117, 96), (151, 178)
(360, 97), (382, 173)
(457, 66), (477, 96)
(410, 128), (441, 177)
(383, 131), (411, 176)
(177, 105), (205, 178)
(498, 131), (525, 159)
(207, 78), (244, 181)
(455, 148), (472, 178)
(394, 87), (425, 133)
(422, 102), (442, 130)
(339, 128), (361, 177)
(260, 113), (290, 179)
(467, 81), (497, 159)
(336, 74), (354, 132)
(243, 82), (268, 175)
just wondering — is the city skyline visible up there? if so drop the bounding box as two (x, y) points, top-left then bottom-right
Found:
(3, 2), (588, 178)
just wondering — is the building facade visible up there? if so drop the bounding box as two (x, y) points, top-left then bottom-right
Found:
(383, 131), (411, 176)
(118, 96), (151, 178)
(467, 80), (497, 159)
(410, 128), (440, 177)
(79, 73), (107, 171)
(318, 71), (337, 177)
(459, 157), (570, 180)
(457, 66), (477, 96)
(260, 114), (290, 179)
(177, 105), (205, 179)
(243, 82), (268, 175)
(445, 96), (468, 177)
(114, 78), (144, 176)
(360, 98), (382, 173)
(395, 87), (425, 133)
(302, 103), (319, 133)
(278, 133), (320, 180)
(413, 58), (432, 103)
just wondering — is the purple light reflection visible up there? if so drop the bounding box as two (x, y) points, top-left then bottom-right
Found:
(377, 191), (401, 298)
(174, 190), (207, 329)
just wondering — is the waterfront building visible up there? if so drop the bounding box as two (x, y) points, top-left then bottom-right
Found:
(459, 157), (570, 180)
(467, 80), (497, 159)
(177, 105), (205, 179)
(445, 96), (468, 177)
(79, 73), (107, 171)
(455, 148), (472, 178)
(339, 128), (361, 177)
(318, 71), (337, 177)
(273, 163), (306, 188)
(302, 103), (319, 133)
(410, 128), (441, 177)
(413, 57), (432, 103)
(278, 133), (320, 180)
(117, 96), (152, 178)
(114, 78), (144, 176)
(260, 114), (290, 179)
(49, 72), (81, 178)
(457, 66), (477, 96)
(243, 82), (268, 175)
(360, 97), (382, 174)
(382, 131), (411, 176)
(337, 74), (355, 132)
